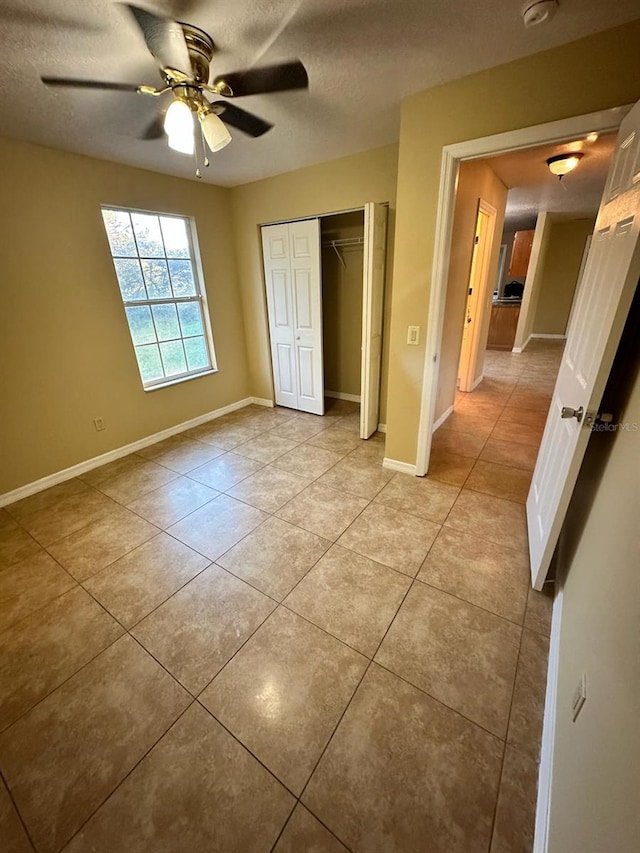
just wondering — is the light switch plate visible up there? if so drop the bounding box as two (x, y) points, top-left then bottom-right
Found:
(407, 325), (420, 345)
(571, 673), (587, 721)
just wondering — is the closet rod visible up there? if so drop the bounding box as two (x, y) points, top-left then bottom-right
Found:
(321, 236), (364, 269)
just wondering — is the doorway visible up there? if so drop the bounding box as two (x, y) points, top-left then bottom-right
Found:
(261, 203), (387, 439)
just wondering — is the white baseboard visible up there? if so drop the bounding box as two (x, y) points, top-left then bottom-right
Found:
(0, 397), (257, 508)
(325, 390), (361, 403)
(471, 373), (484, 390)
(251, 397), (274, 408)
(531, 334), (567, 340)
(382, 457), (417, 476)
(533, 586), (563, 853)
(512, 333), (532, 353)
(377, 423), (387, 433)
(433, 405), (454, 431)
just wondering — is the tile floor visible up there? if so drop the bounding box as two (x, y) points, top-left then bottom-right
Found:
(0, 342), (560, 853)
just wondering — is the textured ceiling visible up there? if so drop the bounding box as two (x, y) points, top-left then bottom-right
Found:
(0, 0), (637, 186)
(485, 131), (616, 231)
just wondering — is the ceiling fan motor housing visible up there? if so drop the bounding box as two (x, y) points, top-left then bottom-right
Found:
(177, 23), (215, 84)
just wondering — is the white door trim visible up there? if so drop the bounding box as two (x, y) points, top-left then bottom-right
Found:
(415, 104), (632, 476)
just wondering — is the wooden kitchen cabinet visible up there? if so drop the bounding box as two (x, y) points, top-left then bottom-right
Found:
(487, 302), (521, 350)
(509, 229), (535, 278)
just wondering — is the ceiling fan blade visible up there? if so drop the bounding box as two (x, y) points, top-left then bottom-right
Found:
(141, 112), (165, 140)
(41, 76), (141, 92)
(213, 60), (308, 97)
(212, 102), (273, 137)
(123, 3), (191, 75)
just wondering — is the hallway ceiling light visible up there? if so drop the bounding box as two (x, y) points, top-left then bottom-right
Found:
(522, 0), (559, 29)
(546, 152), (583, 180)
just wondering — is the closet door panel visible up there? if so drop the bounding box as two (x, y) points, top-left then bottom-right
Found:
(289, 219), (324, 415)
(262, 223), (298, 409)
(360, 203), (388, 438)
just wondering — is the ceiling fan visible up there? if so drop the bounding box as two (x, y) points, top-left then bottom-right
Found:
(41, 3), (309, 162)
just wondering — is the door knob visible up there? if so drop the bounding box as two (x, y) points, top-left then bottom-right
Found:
(561, 406), (583, 422)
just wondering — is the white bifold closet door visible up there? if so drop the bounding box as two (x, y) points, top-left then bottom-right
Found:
(262, 219), (325, 415)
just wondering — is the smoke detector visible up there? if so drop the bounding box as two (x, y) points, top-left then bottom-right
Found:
(522, 0), (559, 28)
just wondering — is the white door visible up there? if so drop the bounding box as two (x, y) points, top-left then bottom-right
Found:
(527, 100), (640, 589)
(360, 202), (387, 438)
(262, 219), (324, 415)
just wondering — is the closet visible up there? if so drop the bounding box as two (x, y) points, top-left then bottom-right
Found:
(261, 203), (387, 438)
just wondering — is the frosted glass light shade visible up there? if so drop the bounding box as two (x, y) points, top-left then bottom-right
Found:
(164, 99), (194, 155)
(201, 111), (232, 152)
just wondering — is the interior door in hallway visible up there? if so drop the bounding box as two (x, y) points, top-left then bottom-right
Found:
(262, 219), (324, 415)
(527, 99), (640, 589)
(360, 202), (388, 438)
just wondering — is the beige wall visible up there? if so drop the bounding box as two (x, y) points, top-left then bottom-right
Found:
(533, 218), (594, 336)
(230, 144), (398, 422)
(321, 212), (364, 398)
(385, 20), (640, 464)
(514, 212), (553, 350)
(435, 160), (507, 421)
(548, 336), (640, 852)
(0, 137), (250, 494)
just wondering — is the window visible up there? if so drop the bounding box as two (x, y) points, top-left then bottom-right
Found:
(101, 207), (216, 389)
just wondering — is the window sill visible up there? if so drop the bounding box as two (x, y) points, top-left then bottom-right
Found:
(143, 368), (218, 392)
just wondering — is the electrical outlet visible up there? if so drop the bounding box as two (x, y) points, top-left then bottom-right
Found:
(571, 673), (587, 721)
(407, 325), (420, 345)
(93, 417), (105, 432)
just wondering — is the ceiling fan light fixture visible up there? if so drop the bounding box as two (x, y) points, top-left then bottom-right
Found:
(546, 152), (583, 179)
(164, 97), (194, 154)
(200, 110), (232, 152)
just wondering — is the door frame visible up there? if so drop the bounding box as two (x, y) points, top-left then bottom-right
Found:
(457, 199), (498, 392)
(415, 104), (632, 477)
(260, 203), (390, 426)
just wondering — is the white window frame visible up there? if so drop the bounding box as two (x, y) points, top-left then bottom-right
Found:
(101, 205), (217, 391)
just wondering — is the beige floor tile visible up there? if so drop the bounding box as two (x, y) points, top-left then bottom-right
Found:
(374, 473), (459, 524)
(0, 552), (76, 634)
(418, 528), (529, 624)
(307, 427), (361, 455)
(147, 440), (225, 474)
(480, 439), (539, 472)
(491, 420), (544, 448)
(47, 505), (158, 581)
(524, 584), (554, 636)
(490, 746), (539, 853)
(316, 455), (393, 500)
(186, 421), (261, 450)
(132, 565), (275, 693)
(270, 415), (331, 442)
(507, 390), (552, 414)
(338, 503), (439, 577)
(333, 412), (361, 435)
(167, 495), (267, 561)
(84, 533), (209, 629)
(217, 517), (329, 600)
(0, 587), (122, 731)
(241, 408), (297, 431)
(0, 776), (33, 853)
(347, 432), (386, 461)
(0, 511), (41, 570)
(498, 407), (549, 429)
(426, 449), (475, 487)
(274, 804), (348, 852)
(0, 636), (189, 853)
(63, 703), (294, 853)
(126, 477), (219, 528)
(187, 452), (264, 491)
(376, 583), (520, 737)
(431, 427), (487, 459)
(234, 433), (299, 464)
(272, 444), (346, 480)
(5, 479), (91, 522)
(7, 486), (117, 547)
(227, 466), (311, 513)
(276, 483), (368, 542)
(453, 396), (506, 420)
(508, 629), (550, 759)
(135, 434), (190, 461)
(439, 411), (497, 439)
(324, 398), (359, 416)
(79, 454), (148, 487)
(303, 664), (502, 853)
(97, 461), (179, 505)
(466, 460), (532, 504)
(201, 607), (367, 794)
(444, 489), (528, 552)
(284, 545), (410, 657)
